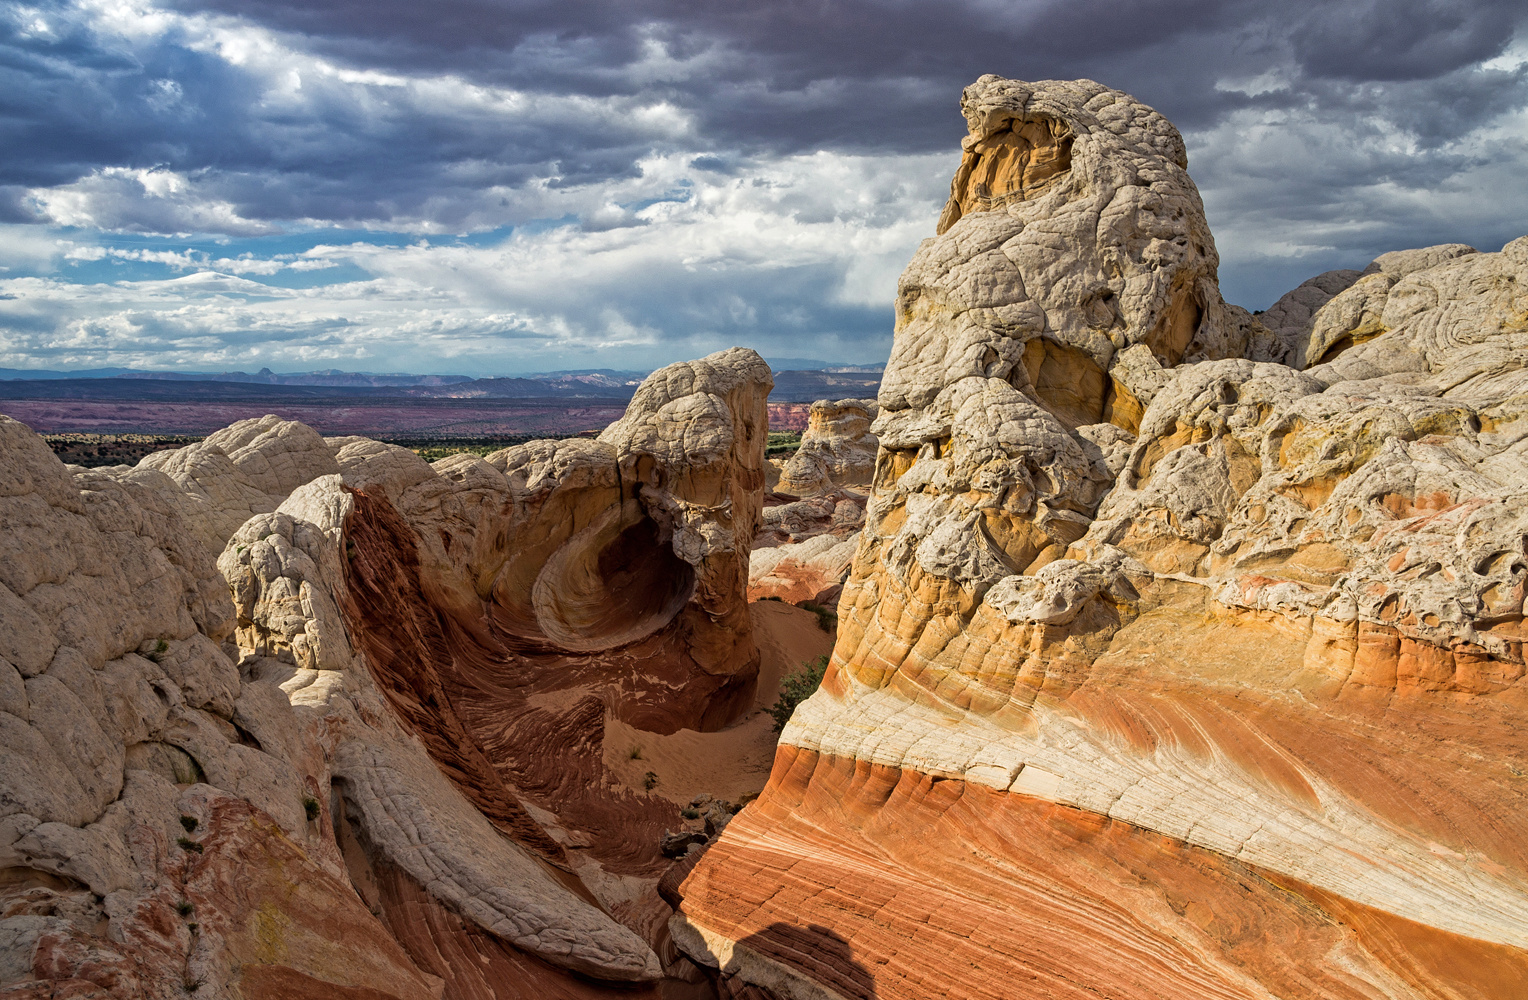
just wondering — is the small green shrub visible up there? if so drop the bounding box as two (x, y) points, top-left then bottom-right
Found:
(176, 901), (194, 917)
(179, 815), (198, 832)
(176, 836), (203, 854)
(146, 638), (169, 663)
(797, 601), (836, 632)
(643, 771), (659, 791)
(303, 797), (320, 822)
(627, 745), (643, 760)
(680, 807), (701, 820)
(769, 655), (828, 733)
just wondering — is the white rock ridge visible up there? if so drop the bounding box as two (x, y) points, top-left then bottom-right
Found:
(0, 345), (777, 995)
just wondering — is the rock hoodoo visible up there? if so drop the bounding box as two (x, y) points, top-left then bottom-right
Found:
(0, 348), (773, 997)
(775, 398), (878, 496)
(751, 398), (877, 605)
(671, 76), (1528, 998)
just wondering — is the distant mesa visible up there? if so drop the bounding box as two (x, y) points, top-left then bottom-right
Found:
(0, 363), (887, 439)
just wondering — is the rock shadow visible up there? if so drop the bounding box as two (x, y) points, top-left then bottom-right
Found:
(725, 922), (877, 999)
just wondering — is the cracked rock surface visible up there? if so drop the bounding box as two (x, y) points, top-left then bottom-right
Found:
(776, 398), (878, 497)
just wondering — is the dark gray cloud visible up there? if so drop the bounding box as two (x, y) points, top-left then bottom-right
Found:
(10, 1), (1525, 183)
(148, 0), (1528, 136)
(1289, 0), (1520, 81)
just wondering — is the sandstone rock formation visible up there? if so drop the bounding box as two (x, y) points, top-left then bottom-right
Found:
(748, 492), (865, 605)
(8, 70), (1528, 1000)
(775, 399), (878, 496)
(0, 348), (773, 997)
(749, 401), (876, 605)
(0, 419), (450, 999)
(672, 75), (1528, 999)
(138, 413), (341, 556)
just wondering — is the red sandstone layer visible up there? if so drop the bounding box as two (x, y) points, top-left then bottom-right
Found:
(675, 747), (1528, 1000)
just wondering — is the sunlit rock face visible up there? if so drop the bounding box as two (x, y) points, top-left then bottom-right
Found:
(881, 75), (1260, 449)
(0, 348), (772, 998)
(671, 77), (1528, 999)
(776, 398), (878, 496)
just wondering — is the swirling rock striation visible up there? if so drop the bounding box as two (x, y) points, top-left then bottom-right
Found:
(748, 492), (866, 605)
(672, 76), (1528, 999)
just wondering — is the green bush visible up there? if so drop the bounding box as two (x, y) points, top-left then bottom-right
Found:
(769, 655), (828, 733)
(796, 601), (836, 632)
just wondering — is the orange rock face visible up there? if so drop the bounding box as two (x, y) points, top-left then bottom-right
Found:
(673, 77), (1528, 998)
(677, 749), (1527, 1000)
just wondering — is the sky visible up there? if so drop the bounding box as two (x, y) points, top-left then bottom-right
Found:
(1, 0), (1525, 376)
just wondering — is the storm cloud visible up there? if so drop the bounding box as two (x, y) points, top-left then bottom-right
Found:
(1, 0), (1525, 372)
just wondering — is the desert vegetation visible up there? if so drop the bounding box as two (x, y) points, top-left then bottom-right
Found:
(44, 432), (202, 467)
(768, 654), (828, 732)
(765, 429), (801, 456)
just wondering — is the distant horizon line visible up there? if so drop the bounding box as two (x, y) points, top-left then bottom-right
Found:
(0, 358), (889, 381)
